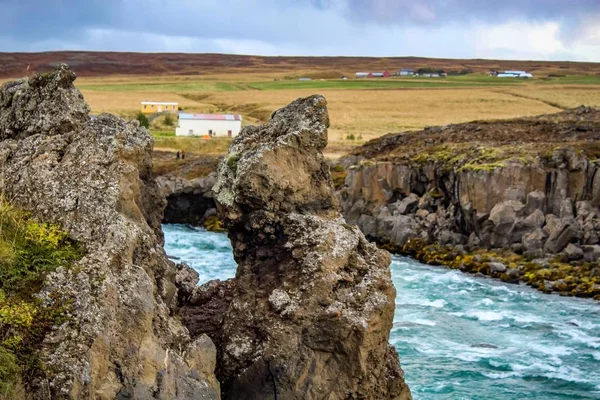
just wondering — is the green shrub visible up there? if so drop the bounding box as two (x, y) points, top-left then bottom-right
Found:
(136, 112), (150, 129)
(346, 133), (356, 141)
(164, 114), (175, 127)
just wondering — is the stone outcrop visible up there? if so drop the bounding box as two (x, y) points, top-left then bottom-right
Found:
(337, 108), (600, 299)
(186, 95), (411, 399)
(0, 65), (219, 398)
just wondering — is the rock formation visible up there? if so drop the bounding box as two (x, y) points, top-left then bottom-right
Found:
(188, 95), (411, 399)
(337, 107), (600, 298)
(158, 173), (218, 226)
(0, 65), (219, 398)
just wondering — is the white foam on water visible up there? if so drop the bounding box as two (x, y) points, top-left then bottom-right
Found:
(465, 310), (504, 322)
(413, 318), (437, 327)
(397, 298), (447, 309)
(480, 298), (494, 306)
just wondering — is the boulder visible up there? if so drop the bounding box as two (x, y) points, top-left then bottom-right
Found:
(0, 66), (219, 398)
(525, 190), (546, 214)
(438, 230), (467, 246)
(488, 200), (526, 238)
(522, 228), (546, 252)
(397, 193), (420, 215)
(381, 215), (419, 247)
(544, 216), (577, 254)
(467, 232), (482, 249)
(210, 95), (411, 399)
(563, 243), (584, 261)
(505, 268), (521, 283)
(582, 245), (600, 262)
(488, 262), (507, 275)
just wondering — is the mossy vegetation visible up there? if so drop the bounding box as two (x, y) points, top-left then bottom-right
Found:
(204, 216), (225, 233)
(0, 197), (83, 398)
(401, 144), (541, 173)
(330, 164), (348, 190)
(226, 152), (242, 174)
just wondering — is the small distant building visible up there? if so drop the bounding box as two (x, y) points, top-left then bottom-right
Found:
(399, 68), (415, 76)
(176, 113), (242, 137)
(141, 101), (178, 114)
(421, 73), (440, 78)
(341, 76), (348, 80)
(356, 72), (369, 78)
(497, 70), (533, 78)
(298, 77), (311, 81)
(369, 71), (391, 78)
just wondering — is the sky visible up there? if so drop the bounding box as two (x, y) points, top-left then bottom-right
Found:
(0, 0), (599, 61)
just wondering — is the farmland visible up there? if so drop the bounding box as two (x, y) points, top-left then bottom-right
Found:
(2, 52), (599, 157)
(73, 73), (600, 156)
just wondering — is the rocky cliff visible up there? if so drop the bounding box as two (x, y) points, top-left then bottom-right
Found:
(158, 173), (219, 226)
(0, 65), (220, 398)
(338, 107), (600, 298)
(184, 95), (411, 399)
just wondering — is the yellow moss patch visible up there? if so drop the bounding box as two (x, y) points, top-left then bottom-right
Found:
(204, 216), (225, 233)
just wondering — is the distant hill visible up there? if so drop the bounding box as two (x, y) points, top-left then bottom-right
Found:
(0, 51), (598, 78)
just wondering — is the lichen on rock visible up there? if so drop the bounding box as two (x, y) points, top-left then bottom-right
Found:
(207, 95), (411, 399)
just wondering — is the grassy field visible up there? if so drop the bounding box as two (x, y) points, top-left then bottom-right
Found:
(66, 70), (600, 157)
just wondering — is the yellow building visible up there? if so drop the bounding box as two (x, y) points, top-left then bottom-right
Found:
(141, 101), (179, 114)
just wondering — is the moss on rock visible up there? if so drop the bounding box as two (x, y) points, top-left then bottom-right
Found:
(203, 216), (225, 233)
(0, 197), (82, 397)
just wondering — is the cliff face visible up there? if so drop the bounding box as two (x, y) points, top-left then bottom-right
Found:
(0, 66), (219, 399)
(186, 95), (411, 399)
(338, 108), (600, 298)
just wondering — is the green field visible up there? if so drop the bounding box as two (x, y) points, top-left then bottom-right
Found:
(77, 75), (600, 93)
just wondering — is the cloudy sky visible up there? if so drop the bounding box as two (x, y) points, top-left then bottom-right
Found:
(1, 0), (599, 61)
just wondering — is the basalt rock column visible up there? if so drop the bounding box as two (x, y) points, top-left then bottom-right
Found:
(213, 95), (412, 399)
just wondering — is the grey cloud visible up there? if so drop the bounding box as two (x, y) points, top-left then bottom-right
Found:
(0, 0), (598, 61)
(344, 0), (600, 24)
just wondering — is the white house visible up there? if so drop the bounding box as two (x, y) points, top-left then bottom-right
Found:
(176, 113), (242, 137)
(497, 70), (533, 78)
(356, 72), (369, 78)
(399, 68), (415, 76)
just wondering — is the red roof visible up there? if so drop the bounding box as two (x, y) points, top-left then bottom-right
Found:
(179, 113), (242, 121)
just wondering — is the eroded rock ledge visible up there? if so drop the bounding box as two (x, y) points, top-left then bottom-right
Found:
(184, 95), (411, 399)
(338, 107), (600, 298)
(0, 65), (219, 398)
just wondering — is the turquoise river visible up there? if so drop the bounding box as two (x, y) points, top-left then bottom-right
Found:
(163, 224), (600, 400)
